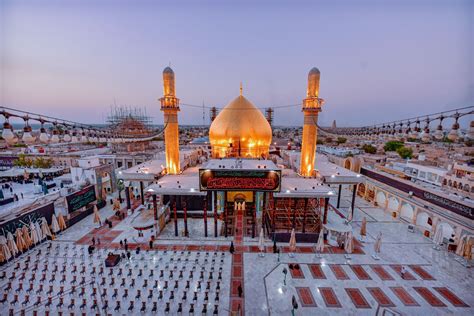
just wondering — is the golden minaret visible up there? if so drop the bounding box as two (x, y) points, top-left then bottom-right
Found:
(160, 66), (180, 174)
(300, 67), (324, 176)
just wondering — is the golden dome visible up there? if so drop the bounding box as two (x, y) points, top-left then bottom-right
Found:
(209, 94), (272, 158)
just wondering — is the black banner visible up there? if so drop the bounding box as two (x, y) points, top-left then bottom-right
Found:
(199, 169), (281, 192)
(66, 185), (97, 212)
(361, 168), (473, 220)
(0, 203), (55, 235)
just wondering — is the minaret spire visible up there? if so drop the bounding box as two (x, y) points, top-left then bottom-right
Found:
(300, 67), (324, 177)
(160, 66), (180, 174)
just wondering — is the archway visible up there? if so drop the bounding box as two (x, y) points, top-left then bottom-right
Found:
(357, 183), (366, 196)
(387, 197), (400, 211)
(437, 222), (454, 240)
(344, 158), (352, 170)
(400, 203), (414, 221)
(376, 191), (386, 206)
(416, 212), (431, 229)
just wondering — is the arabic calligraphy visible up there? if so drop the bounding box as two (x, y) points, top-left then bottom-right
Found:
(207, 177), (278, 190)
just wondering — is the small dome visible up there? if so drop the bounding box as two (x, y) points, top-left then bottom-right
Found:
(163, 66), (174, 74)
(209, 94), (272, 158)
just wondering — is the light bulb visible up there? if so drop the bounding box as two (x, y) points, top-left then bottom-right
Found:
(421, 129), (430, 142)
(51, 133), (60, 143)
(63, 131), (71, 142)
(22, 131), (36, 144)
(81, 132), (88, 142)
(71, 133), (79, 143)
(2, 122), (15, 143)
(39, 128), (50, 143)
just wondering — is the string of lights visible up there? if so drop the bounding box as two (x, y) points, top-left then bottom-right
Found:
(0, 105), (168, 145)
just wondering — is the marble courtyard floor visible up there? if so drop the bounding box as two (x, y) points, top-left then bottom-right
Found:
(0, 189), (472, 315)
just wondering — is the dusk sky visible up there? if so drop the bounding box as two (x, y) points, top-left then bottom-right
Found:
(1, 0), (473, 127)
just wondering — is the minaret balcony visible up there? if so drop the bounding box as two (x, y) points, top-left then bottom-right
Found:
(302, 97), (324, 111)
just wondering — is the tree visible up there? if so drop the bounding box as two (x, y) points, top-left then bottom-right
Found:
(13, 154), (33, 168)
(362, 144), (377, 154)
(383, 141), (404, 152)
(325, 136), (333, 144)
(317, 139), (324, 145)
(397, 146), (413, 159)
(33, 157), (54, 169)
(336, 137), (347, 145)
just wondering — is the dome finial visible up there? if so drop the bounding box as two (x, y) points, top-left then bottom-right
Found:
(240, 82), (243, 96)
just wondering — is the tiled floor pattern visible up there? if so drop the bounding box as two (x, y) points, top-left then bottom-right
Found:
(319, 287), (342, 308)
(284, 263), (469, 310)
(434, 287), (470, 308)
(75, 199), (141, 247)
(296, 287), (317, 307)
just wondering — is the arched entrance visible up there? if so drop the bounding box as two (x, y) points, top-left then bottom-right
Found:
(437, 222), (454, 240)
(376, 191), (386, 206)
(357, 183), (366, 196)
(400, 203), (414, 221)
(387, 197), (399, 211)
(344, 159), (352, 170)
(416, 212), (431, 236)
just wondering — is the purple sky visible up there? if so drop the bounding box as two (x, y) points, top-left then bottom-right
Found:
(1, 0), (473, 127)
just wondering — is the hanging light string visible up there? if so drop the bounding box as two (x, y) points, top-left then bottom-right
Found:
(327, 106), (473, 136)
(0, 105), (169, 142)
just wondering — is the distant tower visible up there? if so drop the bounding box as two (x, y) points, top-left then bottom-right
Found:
(265, 108), (274, 127)
(300, 67), (324, 177)
(210, 107), (218, 122)
(332, 120), (336, 129)
(160, 66), (180, 174)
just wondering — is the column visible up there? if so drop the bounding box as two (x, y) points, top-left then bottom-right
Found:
(336, 184), (342, 208)
(224, 193), (228, 238)
(153, 194), (158, 237)
(183, 197), (188, 237)
(173, 197), (178, 237)
(125, 186), (131, 210)
(323, 197), (329, 241)
(252, 204), (256, 238)
(139, 181), (144, 205)
(351, 184), (357, 218)
(323, 197), (329, 225)
(272, 197), (277, 237)
(153, 194), (158, 220)
(214, 192), (218, 238)
(203, 196), (208, 237)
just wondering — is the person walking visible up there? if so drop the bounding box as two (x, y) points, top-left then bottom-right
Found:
(401, 266), (407, 279)
(92, 237), (95, 246)
(238, 284), (243, 297)
(229, 241), (235, 254)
